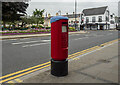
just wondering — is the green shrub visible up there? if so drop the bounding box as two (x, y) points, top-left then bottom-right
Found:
(31, 25), (37, 28)
(46, 27), (51, 29)
(69, 27), (76, 31)
(39, 25), (44, 28)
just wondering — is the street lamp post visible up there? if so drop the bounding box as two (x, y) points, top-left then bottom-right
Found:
(58, 10), (61, 16)
(75, 0), (77, 31)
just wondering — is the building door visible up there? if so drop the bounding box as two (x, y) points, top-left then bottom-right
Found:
(100, 25), (104, 30)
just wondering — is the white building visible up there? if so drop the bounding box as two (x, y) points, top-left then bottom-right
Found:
(109, 14), (116, 29)
(80, 6), (116, 30)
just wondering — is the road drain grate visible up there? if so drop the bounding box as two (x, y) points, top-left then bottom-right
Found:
(98, 59), (111, 63)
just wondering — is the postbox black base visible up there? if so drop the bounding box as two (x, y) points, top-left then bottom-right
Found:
(51, 59), (68, 77)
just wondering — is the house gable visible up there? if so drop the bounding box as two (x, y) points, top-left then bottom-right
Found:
(83, 6), (108, 16)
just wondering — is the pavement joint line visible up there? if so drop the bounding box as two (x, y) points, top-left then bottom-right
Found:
(78, 72), (116, 83)
(0, 39), (118, 83)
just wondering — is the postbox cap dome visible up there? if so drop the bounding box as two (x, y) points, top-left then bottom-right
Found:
(50, 16), (68, 23)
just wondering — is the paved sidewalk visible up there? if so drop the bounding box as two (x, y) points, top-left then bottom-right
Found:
(0, 31), (88, 40)
(23, 42), (118, 83)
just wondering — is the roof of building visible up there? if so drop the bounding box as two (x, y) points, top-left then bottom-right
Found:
(83, 6), (108, 16)
(63, 14), (80, 18)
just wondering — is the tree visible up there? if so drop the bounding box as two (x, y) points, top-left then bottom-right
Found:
(33, 9), (45, 26)
(2, 2), (29, 28)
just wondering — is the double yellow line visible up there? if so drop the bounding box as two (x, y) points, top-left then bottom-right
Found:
(0, 39), (118, 83)
(0, 61), (50, 83)
(68, 46), (100, 59)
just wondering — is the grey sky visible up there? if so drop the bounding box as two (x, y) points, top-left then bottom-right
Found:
(26, 0), (119, 16)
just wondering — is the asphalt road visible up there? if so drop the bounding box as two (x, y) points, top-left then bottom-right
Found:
(2, 30), (118, 76)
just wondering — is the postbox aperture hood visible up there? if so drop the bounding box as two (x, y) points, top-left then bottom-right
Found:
(50, 16), (68, 23)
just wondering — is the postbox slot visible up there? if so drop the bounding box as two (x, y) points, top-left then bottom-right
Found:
(62, 22), (68, 24)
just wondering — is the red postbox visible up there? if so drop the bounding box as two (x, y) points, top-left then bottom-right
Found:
(50, 16), (68, 77)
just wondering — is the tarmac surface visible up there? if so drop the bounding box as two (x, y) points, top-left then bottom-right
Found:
(2, 31), (118, 76)
(23, 40), (118, 83)
(1, 30), (119, 84)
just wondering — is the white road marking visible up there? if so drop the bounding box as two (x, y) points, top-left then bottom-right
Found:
(74, 34), (81, 35)
(42, 40), (51, 42)
(107, 33), (113, 35)
(85, 35), (89, 37)
(92, 34), (97, 36)
(12, 41), (42, 45)
(10, 39), (18, 40)
(22, 43), (48, 48)
(97, 35), (104, 37)
(19, 38), (30, 40)
(74, 37), (88, 40)
(12, 40), (50, 45)
(0, 40), (7, 41)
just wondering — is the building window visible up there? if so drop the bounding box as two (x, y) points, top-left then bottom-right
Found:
(86, 17), (89, 23)
(106, 16), (109, 22)
(92, 17), (96, 22)
(110, 15), (113, 19)
(110, 20), (115, 24)
(98, 16), (102, 22)
(106, 10), (109, 22)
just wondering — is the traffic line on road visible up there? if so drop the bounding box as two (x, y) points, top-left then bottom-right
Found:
(0, 39), (118, 83)
(22, 43), (48, 47)
(12, 40), (50, 45)
(0, 64), (51, 83)
(0, 61), (50, 80)
(42, 40), (51, 42)
(1, 47), (98, 83)
(68, 46), (100, 59)
(14, 78), (23, 83)
(7, 78), (23, 83)
(73, 57), (80, 60)
(19, 38), (30, 40)
(68, 46), (99, 57)
(74, 37), (88, 40)
(7, 80), (14, 83)
(7, 80), (15, 85)
(12, 40), (42, 45)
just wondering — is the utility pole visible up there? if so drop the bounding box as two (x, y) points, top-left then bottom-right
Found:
(75, 0), (77, 31)
(58, 10), (61, 16)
